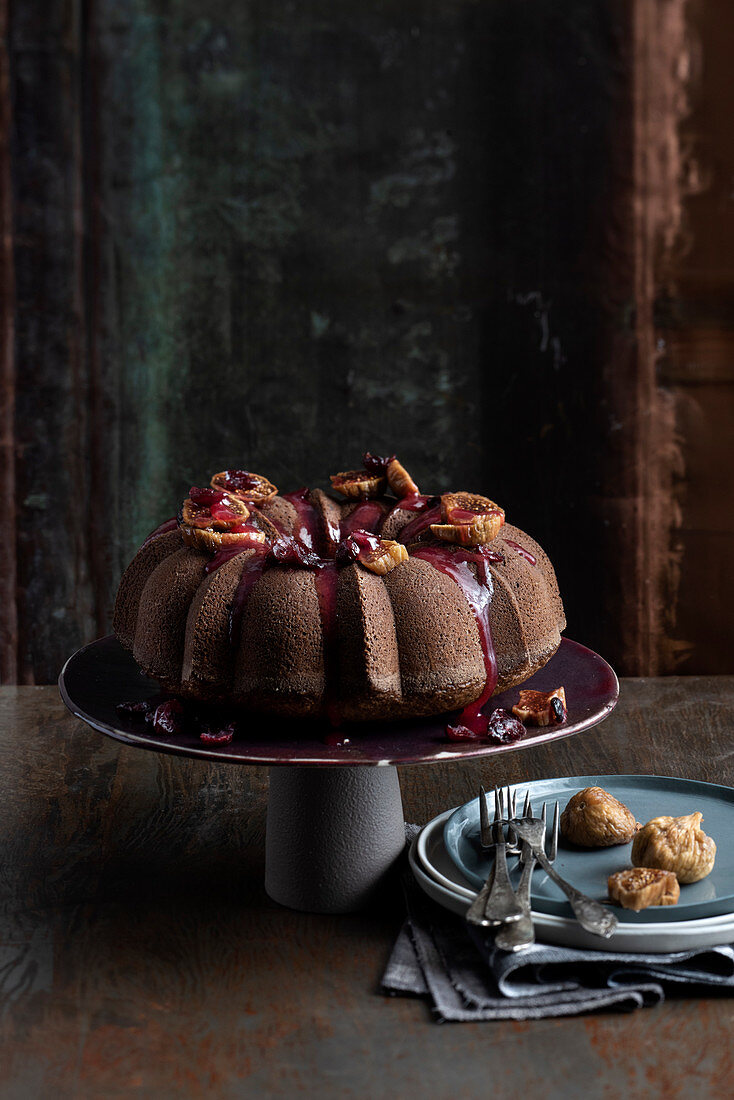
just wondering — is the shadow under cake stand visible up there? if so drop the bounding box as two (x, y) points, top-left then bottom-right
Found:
(58, 635), (618, 914)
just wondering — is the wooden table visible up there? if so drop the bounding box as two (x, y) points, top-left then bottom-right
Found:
(1, 679), (733, 1098)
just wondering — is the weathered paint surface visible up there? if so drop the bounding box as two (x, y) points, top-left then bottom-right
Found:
(4, 1), (732, 682)
(6, 1), (625, 682)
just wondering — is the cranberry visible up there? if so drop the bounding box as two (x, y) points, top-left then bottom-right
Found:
(446, 723), (484, 741)
(271, 535), (322, 568)
(200, 722), (237, 744)
(551, 696), (567, 723)
(116, 700), (155, 720)
(362, 452), (396, 475)
(189, 486), (225, 507)
(337, 529), (383, 564)
(151, 699), (187, 736)
(220, 470), (259, 492)
(486, 709), (527, 744)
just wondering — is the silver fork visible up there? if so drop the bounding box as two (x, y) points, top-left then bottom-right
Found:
(511, 816), (619, 938)
(495, 796), (559, 952)
(465, 786), (524, 927)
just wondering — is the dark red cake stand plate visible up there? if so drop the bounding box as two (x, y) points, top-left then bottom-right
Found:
(59, 636), (618, 914)
(59, 635), (616, 766)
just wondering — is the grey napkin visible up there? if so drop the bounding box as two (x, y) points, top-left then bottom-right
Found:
(381, 826), (734, 1021)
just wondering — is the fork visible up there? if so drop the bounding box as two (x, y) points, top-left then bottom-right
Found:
(494, 796), (559, 952)
(465, 786), (524, 927)
(511, 816), (619, 938)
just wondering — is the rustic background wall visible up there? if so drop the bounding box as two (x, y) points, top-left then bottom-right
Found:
(1, 0), (731, 686)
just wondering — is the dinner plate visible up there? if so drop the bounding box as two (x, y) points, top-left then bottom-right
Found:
(443, 775), (734, 924)
(412, 810), (734, 953)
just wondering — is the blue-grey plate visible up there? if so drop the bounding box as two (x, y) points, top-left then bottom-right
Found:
(443, 774), (734, 924)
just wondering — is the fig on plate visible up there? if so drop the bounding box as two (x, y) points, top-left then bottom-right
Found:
(560, 786), (640, 848)
(631, 812), (716, 884)
(210, 470), (278, 504)
(607, 867), (680, 911)
(512, 686), (567, 727)
(431, 492), (505, 546)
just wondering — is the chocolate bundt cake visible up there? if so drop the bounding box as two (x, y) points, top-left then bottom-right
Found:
(113, 454), (566, 733)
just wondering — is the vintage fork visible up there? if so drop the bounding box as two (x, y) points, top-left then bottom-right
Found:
(494, 796), (559, 952)
(511, 816), (619, 938)
(465, 786), (524, 928)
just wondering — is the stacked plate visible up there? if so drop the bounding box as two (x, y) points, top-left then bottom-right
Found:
(410, 774), (734, 953)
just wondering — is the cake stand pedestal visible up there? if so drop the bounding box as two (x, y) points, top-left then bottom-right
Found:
(265, 765), (405, 911)
(59, 636), (618, 913)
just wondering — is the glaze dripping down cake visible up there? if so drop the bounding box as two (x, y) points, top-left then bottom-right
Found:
(113, 454), (566, 732)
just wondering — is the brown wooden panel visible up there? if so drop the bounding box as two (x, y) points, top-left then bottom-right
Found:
(656, 0), (734, 674)
(0, 0), (17, 683)
(9, 1), (95, 682)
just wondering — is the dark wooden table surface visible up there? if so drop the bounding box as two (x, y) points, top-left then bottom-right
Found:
(1, 678), (734, 1098)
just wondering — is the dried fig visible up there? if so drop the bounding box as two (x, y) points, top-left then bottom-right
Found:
(385, 457), (420, 498)
(330, 469), (386, 500)
(431, 492), (505, 546)
(512, 687), (567, 727)
(560, 786), (640, 848)
(182, 487), (250, 529)
(179, 488), (270, 552)
(180, 521), (269, 553)
(608, 868), (680, 911)
(338, 530), (408, 575)
(631, 812), (716, 884)
(210, 470), (277, 504)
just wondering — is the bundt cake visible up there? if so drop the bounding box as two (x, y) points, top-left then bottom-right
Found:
(113, 454), (566, 734)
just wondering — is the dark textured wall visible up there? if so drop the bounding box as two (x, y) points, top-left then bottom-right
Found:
(3, 0), (729, 683)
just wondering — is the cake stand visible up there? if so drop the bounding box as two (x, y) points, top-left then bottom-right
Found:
(58, 636), (618, 913)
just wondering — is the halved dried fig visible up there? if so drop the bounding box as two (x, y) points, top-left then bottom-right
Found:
(210, 470), (278, 504)
(631, 812), (716, 884)
(431, 492), (505, 546)
(182, 487), (250, 529)
(560, 787), (640, 848)
(330, 469), (386, 500)
(385, 457), (420, 498)
(512, 686), (567, 727)
(180, 520), (269, 553)
(608, 867), (680, 911)
(338, 530), (408, 575)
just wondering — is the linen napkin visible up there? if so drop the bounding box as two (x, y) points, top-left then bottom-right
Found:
(381, 826), (734, 1021)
